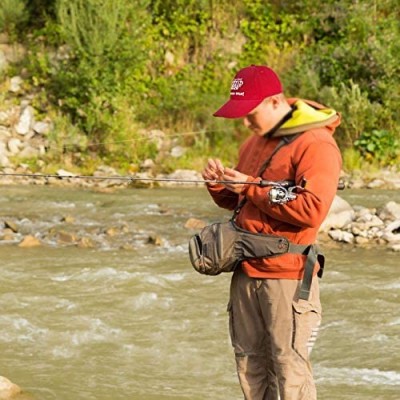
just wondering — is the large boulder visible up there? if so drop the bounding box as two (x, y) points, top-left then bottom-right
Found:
(319, 195), (355, 232)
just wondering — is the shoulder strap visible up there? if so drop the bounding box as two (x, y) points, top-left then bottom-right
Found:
(232, 134), (301, 220)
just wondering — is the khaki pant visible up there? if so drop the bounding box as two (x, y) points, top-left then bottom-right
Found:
(228, 268), (322, 400)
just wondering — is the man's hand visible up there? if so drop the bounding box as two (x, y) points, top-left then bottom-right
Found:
(202, 158), (225, 186)
(222, 167), (250, 193)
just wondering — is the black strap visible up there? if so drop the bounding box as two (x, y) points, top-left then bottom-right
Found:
(289, 243), (325, 300)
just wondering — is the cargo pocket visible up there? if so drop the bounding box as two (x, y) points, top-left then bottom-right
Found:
(291, 299), (321, 361)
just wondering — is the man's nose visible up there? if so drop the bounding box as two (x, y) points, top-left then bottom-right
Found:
(243, 117), (251, 128)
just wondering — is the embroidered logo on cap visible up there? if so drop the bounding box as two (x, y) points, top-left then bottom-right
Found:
(231, 78), (244, 91)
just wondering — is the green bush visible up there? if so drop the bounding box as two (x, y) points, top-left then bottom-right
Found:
(53, 0), (151, 136)
(0, 0), (28, 38)
(354, 129), (399, 166)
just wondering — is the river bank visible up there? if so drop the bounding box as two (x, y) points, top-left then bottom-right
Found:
(0, 182), (399, 252)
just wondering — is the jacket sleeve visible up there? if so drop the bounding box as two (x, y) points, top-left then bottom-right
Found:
(242, 140), (342, 228)
(206, 184), (239, 211)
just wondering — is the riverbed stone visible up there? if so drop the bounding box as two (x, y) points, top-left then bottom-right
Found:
(0, 376), (21, 399)
(77, 237), (95, 248)
(18, 235), (41, 248)
(355, 236), (370, 245)
(381, 220), (400, 243)
(4, 220), (18, 232)
(56, 169), (76, 177)
(147, 235), (163, 246)
(57, 231), (78, 244)
(61, 215), (75, 224)
(185, 218), (206, 230)
(378, 201), (400, 221)
(390, 244), (400, 252)
(328, 230), (354, 243)
(367, 179), (385, 189)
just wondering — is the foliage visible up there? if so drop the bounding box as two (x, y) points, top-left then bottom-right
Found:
(1, 0), (400, 172)
(354, 129), (399, 166)
(51, 0), (151, 140)
(0, 0), (28, 38)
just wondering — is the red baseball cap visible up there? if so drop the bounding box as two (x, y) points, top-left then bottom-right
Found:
(213, 65), (283, 119)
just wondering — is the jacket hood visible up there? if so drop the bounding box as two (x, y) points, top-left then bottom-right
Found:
(273, 98), (341, 137)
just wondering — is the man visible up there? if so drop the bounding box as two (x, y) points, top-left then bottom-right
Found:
(201, 65), (342, 400)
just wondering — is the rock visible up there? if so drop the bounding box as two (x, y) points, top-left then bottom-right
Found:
(147, 235), (163, 246)
(0, 43), (26, 64)
(18, 145), (39, 158)
(0, 125), (11, 139)
(0, 376), (21, 399)
(7, 138), (22, 155)
(56, 169), (76, 177)
(15, 106), (34, 136)
(94, 165), (118, 176)
(61, 216), (75, 224)
(57, 231), (77, 244)
(185, 218), (207, 230)
(170, 146), (186, 158)
(18, 235), (41, 248)
(0, 50), (7, 71)
(355, 236), (370, 245)
(1, 233), (15, 241)
(105, 227), (119, 237)
(367, 179), (385, 189)
(390, 244), (400, 252)
(147, 129), (166, 150)
(381, 220), (400, 243)
(120, 243), (135, 250)
(351, 225), (368, 237)
(161, 169), (203, 186)
(32, 121), (51, 135)
(378, 201), (400, 221)
(77, 237), (95, 248)
(4, 220), (18, 233)
(319, 196), (355, 232)
(0, 142), (9, 156)
(165, 50), (175, 65)
(9, 76), (23, 93)
(328, 230), (354, 243)
(140, 159), (155, 170)
(348, 177), (365, 189)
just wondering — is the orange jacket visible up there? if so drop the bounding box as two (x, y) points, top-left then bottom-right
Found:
(207, 99), (342, 279)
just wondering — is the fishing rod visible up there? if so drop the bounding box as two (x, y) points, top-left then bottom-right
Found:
(0, 172), (289, 186)
(0, 172), (345, 189)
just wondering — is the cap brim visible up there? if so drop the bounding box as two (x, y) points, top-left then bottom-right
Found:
(213, 99), (263, 119)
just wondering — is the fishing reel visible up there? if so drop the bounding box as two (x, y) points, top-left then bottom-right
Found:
(268, 183), (300, 205)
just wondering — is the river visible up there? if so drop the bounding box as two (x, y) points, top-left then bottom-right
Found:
(0, 185), (399, 400)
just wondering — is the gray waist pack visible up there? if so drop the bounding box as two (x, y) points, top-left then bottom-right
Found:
(188, 220), (291, 276)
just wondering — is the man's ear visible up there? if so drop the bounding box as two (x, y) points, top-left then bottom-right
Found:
(270, 94), (282, 108)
